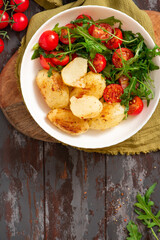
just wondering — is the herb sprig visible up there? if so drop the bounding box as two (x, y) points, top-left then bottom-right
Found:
(126, 183), (160, 240)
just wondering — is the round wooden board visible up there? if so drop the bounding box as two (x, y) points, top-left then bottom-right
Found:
(0, 10), (160, 142)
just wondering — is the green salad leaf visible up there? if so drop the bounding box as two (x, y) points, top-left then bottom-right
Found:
(126, 221), (142, 240)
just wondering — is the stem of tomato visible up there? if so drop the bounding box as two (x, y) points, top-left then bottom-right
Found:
(0, 1), (9, 22)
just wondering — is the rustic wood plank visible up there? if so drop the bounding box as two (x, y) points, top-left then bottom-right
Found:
(106, 153), (160, 240)
(44, 143), (106, 239)
(0, 110), (44, 239)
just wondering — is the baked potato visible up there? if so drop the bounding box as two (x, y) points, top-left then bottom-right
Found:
(70, 95), (103, 119)
(89, 102), (125, 130)
(36, 69), (69, 109)
(70, 71), (106, 99)
(47, 108), (89, 135)
(61, 57), (88, 88)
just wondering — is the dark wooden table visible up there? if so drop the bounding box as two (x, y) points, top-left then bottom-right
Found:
(0, 0), (160, 239)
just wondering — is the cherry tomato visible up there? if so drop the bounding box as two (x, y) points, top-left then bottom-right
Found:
(10, 13), (28, 31)
(106, 28), (123, 49)
(71, 52), (78, 60)
(118, 75), (129, 89)
(89, 53), (106, 73)
(128, 96), (143, 115)
(0, 10), (9, 29)
(40, 55), (55, 70)
(0, 0), (3, 9)
(88, 23), (113, 41)
(76, 14), (92, 26)
(103, 84), (124, 103)
(112, 48), (134, 68)
(0, 38), (4, 53)
(39, 30), (59, 51)
(50, 51), (69, 66)
(60, 23), (76, 45)
(10, 0), (29, 12)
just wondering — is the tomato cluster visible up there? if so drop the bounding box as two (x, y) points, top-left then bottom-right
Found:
(37, 13), (143, 115)
(0, 0), (29, 53)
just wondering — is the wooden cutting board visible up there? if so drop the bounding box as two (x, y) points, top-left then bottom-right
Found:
(0, 10), (160, 142)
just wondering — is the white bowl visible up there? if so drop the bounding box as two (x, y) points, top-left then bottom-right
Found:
(20, 5), (160, 149)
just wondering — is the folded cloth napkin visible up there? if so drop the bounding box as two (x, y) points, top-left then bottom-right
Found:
(16, 0), (160, 155)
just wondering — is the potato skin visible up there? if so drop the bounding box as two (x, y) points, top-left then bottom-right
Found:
(36, 69), (69, 109)
(70, 95), (103, 119)
(89, 102), (125, 130)
(70, 71), (106, 99)
(47, 108), (89, 135)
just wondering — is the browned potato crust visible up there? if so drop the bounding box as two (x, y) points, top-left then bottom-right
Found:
(89, 102), (125, 130)
(36, 69), (69, 109)
(70, 71), (106, 99)
(47, 108), (89, 135)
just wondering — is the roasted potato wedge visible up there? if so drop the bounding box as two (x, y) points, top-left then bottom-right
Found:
(61, 57), (88, 87)
(47, 108), (89, 135)
(36, 69), (69, 109)
(89, 102), (125, 130)
(70, 95), (103, 119)
(70, 71), (106, 99)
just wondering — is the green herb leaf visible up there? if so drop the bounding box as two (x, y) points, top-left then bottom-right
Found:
(47, 64), (54, 77)
(74, 26), (107, 54)
(31, 49), (40, 60)
(145, 183), (157, 203)
(32, 43), (39, 50)
(96, 16), (122, 28)
(134, 183), (160, 240)
(126, 221), (142, 240)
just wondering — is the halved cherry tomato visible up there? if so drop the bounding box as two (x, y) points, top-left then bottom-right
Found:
(88, 23), (113, 41)
(112, 48), (134, 68)
(0, 38), (4, 53)
(10, 0), (29, 12)
(40, 55), (55, 70)
(71, 52), (78, 60)
(60, 23), (76, 45)
(10, 13), (28, 31)
(103, 84), (124, 103)
(118, 75), (129, 89)
(0, 0), (3, 9)
(128, 96), (143, 115)
(76, 14), (92, 26)
(106, 28), (123, 49)
(39, 30), (59, 51)
(89, 53), (106, 73)
(50, 51), (69, 66)
(0, 11), (9, 29)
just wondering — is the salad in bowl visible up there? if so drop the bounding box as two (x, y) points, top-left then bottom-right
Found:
(20, 6), (160, 148)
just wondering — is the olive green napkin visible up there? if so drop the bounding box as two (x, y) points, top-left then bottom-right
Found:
(17, 0), (160, 154)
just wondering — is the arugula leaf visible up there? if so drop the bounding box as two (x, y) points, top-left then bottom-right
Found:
(31, 49), (40, 60)
(52, 23), (61, 35)
(135, 185), (160, 229)
(144, 183), (157, 203)
(96, 16), (122, 28)
(134, 183), (160, 240)
(32, 43), (39, 50)
(126, 221), (142, 240)
(74, 26), (107, 55)
(47, 64), (54, 77)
